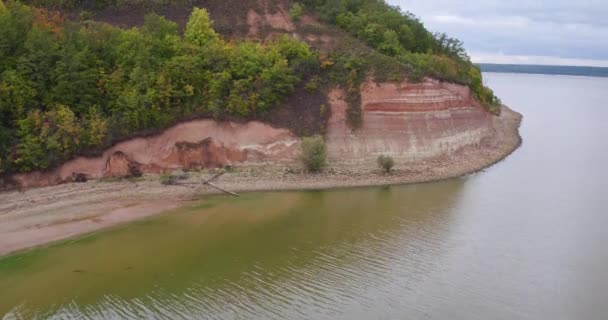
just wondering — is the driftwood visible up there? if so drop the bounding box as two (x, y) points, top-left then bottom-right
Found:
(205, 181), (239, 197)
(171, 171), (239, 197)
(191, 172), (224, 193)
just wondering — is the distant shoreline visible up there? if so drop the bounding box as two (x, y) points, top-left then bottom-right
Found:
(0, 106), (522, 258)
(478, 63), (608, 78)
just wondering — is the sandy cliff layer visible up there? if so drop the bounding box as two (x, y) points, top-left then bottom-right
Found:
(327, 78), (494, 164)
(11, 78), (503, 189)
(12, 121), (299, 188)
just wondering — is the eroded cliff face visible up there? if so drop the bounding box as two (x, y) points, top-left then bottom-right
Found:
(326, 78), (495, 164)
(12, 121), (299, 188)
(9, 77), (500, 189)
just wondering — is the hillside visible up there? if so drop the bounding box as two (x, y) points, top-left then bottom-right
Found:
(0, 0), (510, 188)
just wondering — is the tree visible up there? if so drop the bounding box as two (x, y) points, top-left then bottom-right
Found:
(359, 23), (386, 47)
(317, 0), (345, 22)
(49, 46), (99, 115)
(289, 2), (304, 21)
(434, 32), (469, 61)
(378, 29), (401, 56)
(142, 13), (178, 39)
(184, 8), (218, 47)
(14, 105), (84, 172)
(0, 69), (36, 122)
(0, 2), (33, 71)
(398, 24), (415, 51)
(81, 106), (107, 148)
(18, 26), (60, 104)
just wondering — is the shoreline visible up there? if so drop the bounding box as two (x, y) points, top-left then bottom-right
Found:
(0, 106), (522, 258)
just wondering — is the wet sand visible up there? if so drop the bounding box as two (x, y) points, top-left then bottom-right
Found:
(0, 106), (522, 257)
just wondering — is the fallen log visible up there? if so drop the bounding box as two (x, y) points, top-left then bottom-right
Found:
(185, 171), (239, 197)
(206, 181), (240, 197)
(191, 171), (225, 194)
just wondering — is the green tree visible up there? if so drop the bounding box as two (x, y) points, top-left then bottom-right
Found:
(378, 29), (401, 56)
(359, 23), (386, 47)
(81, 106), (108, 148)
(142, 13), (178, 39)
(289, 2), (304, 21)
(0, 1), (33, 72)
(398, 24), (415, 51)
(14, 105), (83, 171)
(17, 26), (60, 104)
(184, 8), (218, 47)
(0, 69), (36, 121)
(50, 46), (99, 115)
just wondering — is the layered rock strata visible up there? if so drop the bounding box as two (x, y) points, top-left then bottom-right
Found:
(10, 77), (506, 189)
(326, 78), (495, 164)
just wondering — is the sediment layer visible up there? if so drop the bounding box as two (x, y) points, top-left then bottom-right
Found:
(9, 78), (501, 189)
(327, 78), (494, 164)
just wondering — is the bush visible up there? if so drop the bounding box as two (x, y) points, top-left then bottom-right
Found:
(79, 10), (91, 21)
(289, 2), (304, 22)
(300, 135), (326, 172)
(160, 171), (189, 185)
(304, 76), (321, 92)
(377, 154), (394, 173)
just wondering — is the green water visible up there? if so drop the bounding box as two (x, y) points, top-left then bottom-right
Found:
(1, 184), (465, 318)
(2, 73), (608, 319)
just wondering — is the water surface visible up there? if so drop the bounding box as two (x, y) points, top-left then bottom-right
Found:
(2, 73), (608, 319)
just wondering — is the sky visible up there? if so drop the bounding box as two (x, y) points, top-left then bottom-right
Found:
(387, 0), (608, 67)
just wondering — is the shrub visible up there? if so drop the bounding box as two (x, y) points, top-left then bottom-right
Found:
(160, 171), (189, 185)
(304, 76), (321, 92)
(319, 104), (327, 117)
(300, 135), (326, 172)
(79, 10), (91, 21)
(289, 2), (304, 22)
(377, 154), (394, 173)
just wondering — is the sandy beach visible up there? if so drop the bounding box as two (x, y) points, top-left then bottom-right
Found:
(0, 106), (522, 257)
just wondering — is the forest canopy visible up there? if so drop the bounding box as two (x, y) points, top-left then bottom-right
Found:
(0, 1), (316, 174)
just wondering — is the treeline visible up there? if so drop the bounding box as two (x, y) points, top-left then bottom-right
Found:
(26, 0), (189, 10)
(0, 1), (316, 174)
(300, 0), (500, 109)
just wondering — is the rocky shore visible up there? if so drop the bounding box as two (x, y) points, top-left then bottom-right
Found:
(0, 106), (522, 257)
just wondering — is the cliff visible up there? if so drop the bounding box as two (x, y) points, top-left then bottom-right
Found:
(326, 78), (494, 164)
(10, 76), (516, 189)
(2, 0), (518, 189)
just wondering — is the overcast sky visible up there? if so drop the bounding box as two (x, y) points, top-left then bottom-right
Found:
(387, 0), (608, 67)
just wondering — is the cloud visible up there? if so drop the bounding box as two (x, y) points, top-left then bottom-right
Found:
(388, 0), (608, 66)
(429, 14), (530, 28)
(431, 15), (475, 25)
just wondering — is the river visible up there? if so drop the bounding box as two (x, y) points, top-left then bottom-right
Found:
(1, 73), (607, 319)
